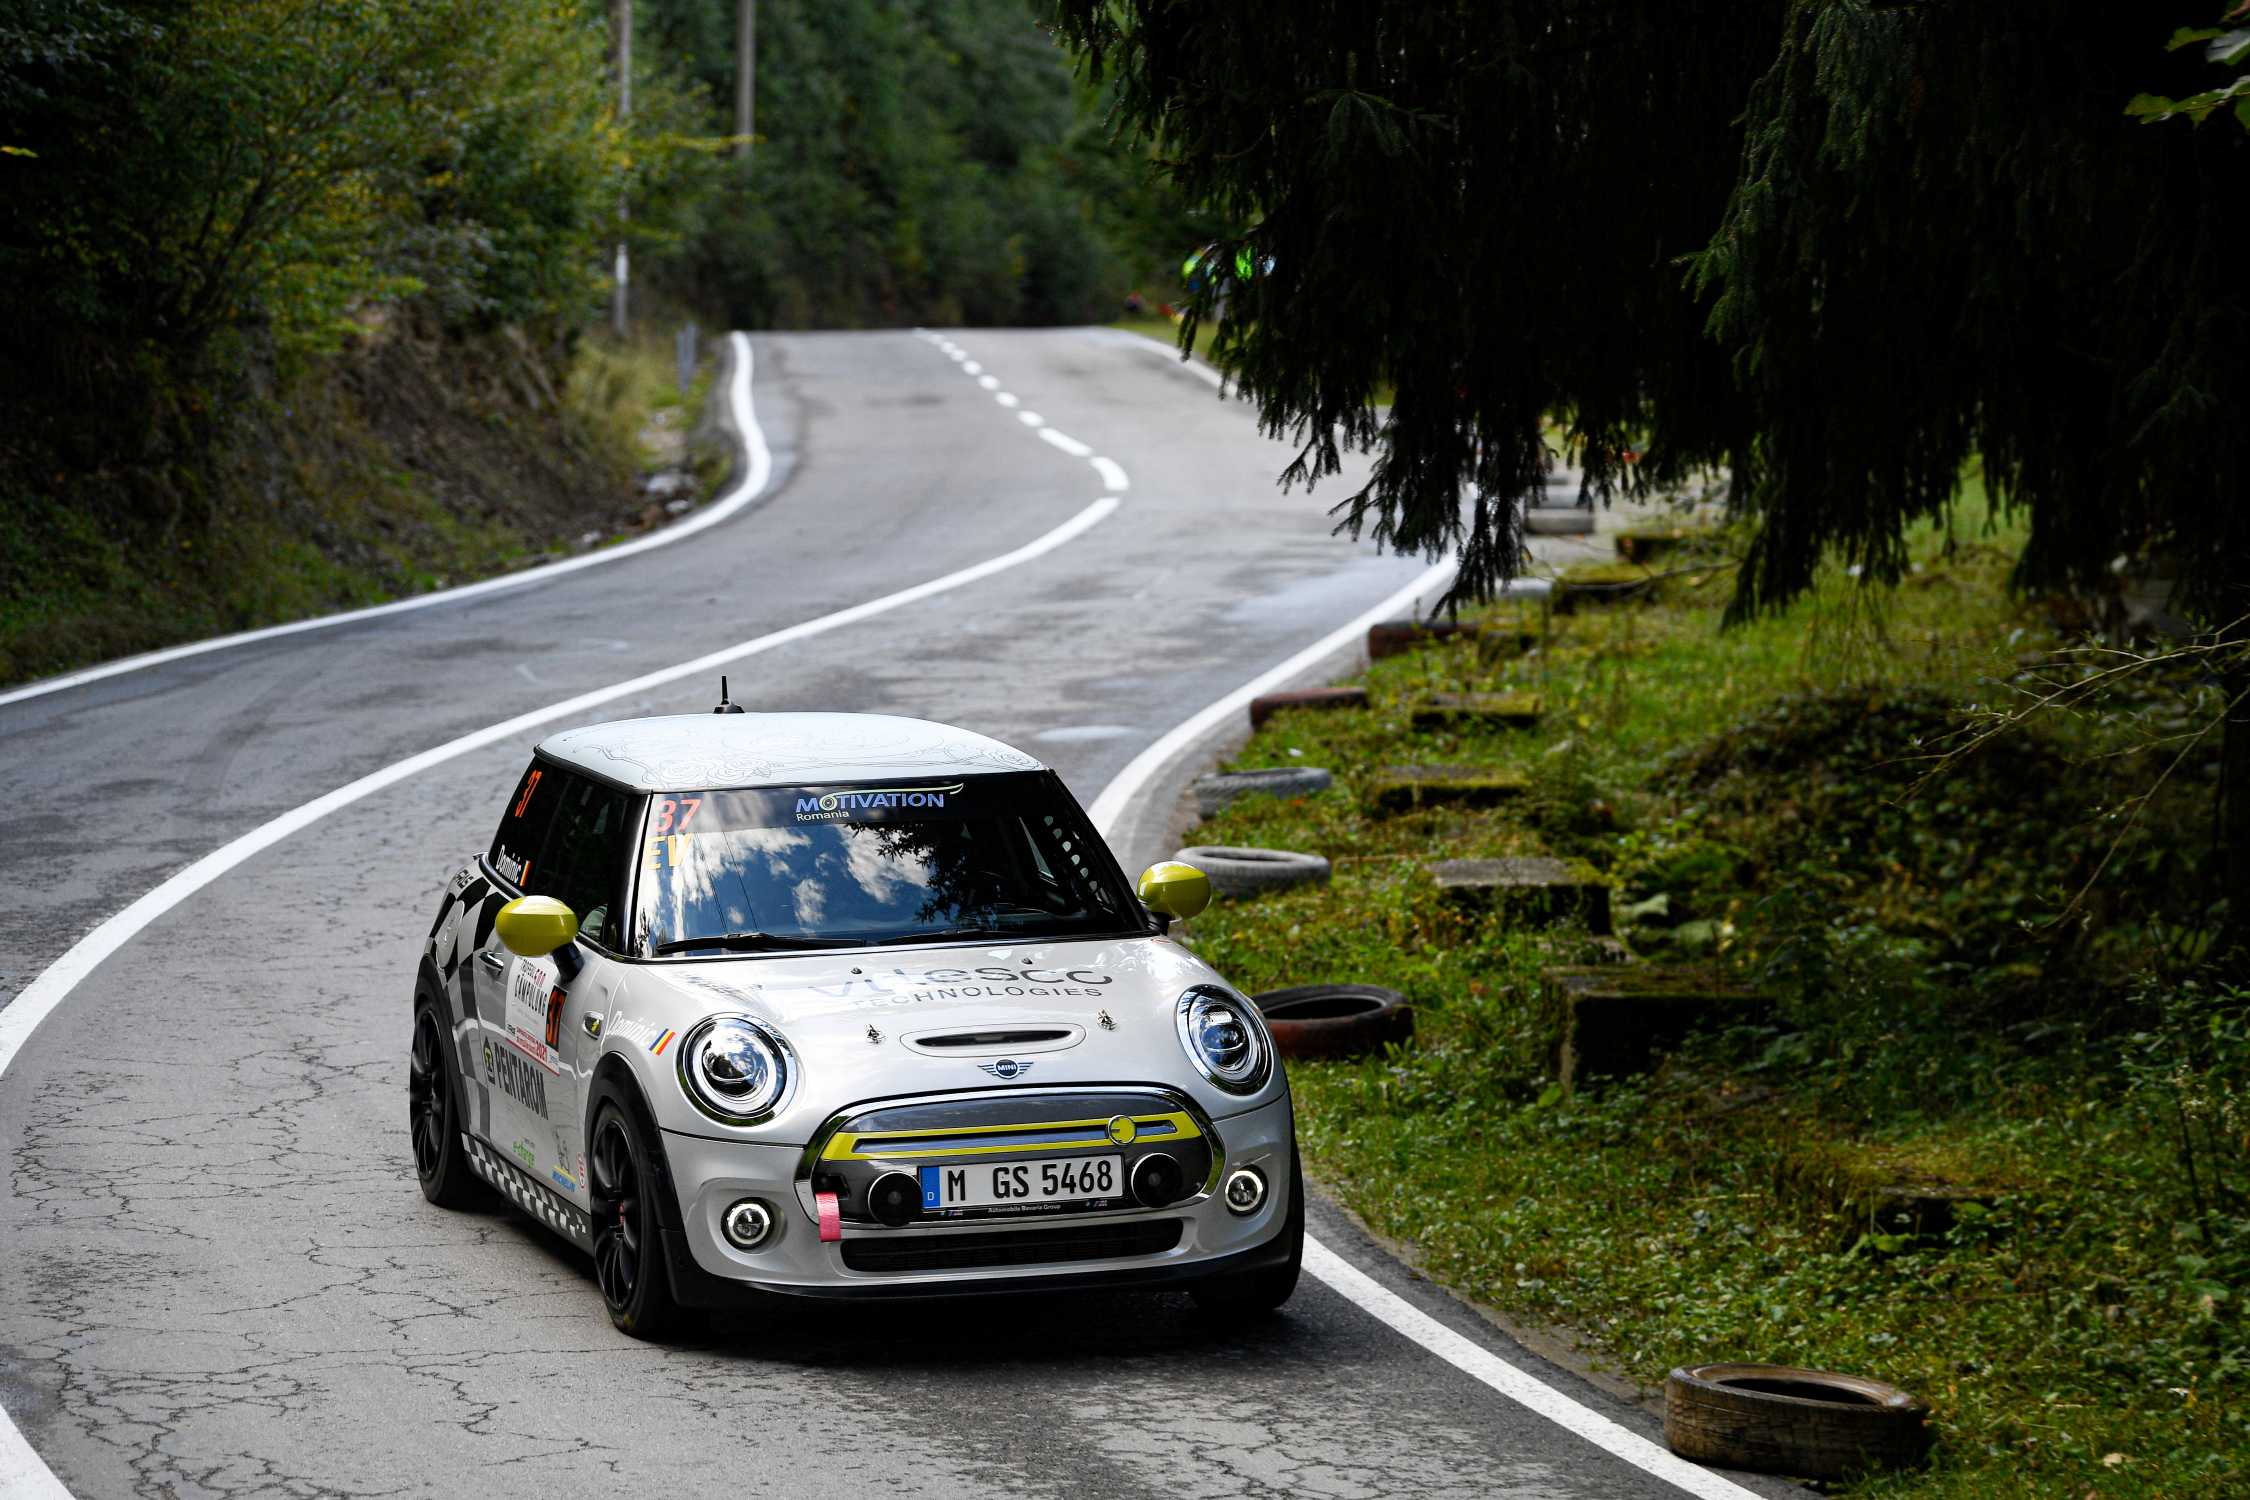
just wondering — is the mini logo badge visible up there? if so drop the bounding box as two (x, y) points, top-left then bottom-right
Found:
(1105, 1115), (1138, 1145)
(978, 1058), (1032, 1080)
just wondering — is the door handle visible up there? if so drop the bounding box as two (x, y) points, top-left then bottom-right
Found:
(478, 951), (506, 974)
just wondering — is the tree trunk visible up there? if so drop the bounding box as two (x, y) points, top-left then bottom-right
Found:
(2223, 634), (2250, 968)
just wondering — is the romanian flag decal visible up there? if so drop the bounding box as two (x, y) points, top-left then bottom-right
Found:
(650, 1029), (676, 1057)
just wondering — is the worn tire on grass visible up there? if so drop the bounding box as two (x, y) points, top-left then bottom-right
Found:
(1663, 1364), (1931, 1480)
(1175, 845), (1331, 898)
(1191, 767), (1333, 819)
(1252, 984), (1413, 1059)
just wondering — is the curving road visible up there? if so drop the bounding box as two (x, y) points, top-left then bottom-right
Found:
(0, 327), (1794, 1499)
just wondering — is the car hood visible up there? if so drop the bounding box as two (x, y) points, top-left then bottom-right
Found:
(612, 934), (1282, 1142)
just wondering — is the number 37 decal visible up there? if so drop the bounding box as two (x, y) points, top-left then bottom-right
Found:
(652, 797), (703, 835)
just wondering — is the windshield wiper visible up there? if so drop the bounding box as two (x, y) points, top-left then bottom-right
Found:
(874, 926), (1019, 945)
(652, 931), (859, 955)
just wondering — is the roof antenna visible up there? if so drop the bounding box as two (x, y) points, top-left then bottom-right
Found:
(713, 674), (746, 714)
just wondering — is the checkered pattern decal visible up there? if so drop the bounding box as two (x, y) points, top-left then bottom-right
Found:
(465, 1134), (593, 1250)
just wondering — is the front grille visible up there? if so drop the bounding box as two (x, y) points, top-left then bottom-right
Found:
(840, 1218), (1183, 1274)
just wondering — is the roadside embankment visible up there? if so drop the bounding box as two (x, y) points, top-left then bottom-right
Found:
(1179, 493), (2239, 1496)
(0, 322), (722, 690)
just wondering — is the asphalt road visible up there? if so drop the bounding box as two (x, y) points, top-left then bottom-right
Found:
(0, 327), (1795, 1499)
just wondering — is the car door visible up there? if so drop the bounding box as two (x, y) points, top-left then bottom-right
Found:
(485, 769), (637, 1201)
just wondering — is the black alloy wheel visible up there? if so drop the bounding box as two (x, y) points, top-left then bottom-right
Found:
(408, 1001), (487, 1209)
(589, 1102), (680, 1339)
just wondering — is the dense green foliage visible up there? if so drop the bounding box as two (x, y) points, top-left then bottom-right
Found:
(637, 0), (1180, 328)
(1181, 513), (2240, 1492)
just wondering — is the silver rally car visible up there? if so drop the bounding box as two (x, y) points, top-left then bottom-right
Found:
(409, 706), (1300, 1336)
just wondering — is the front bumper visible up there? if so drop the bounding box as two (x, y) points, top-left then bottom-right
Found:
(656, 1091), (1294, 1303)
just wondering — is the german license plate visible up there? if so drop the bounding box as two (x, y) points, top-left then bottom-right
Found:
(920, 1154), (1121, 1211)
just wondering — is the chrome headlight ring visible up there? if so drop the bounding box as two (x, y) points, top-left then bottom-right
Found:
(1174, 985), (1272, 1095)
(676, 1014), (796, 1126)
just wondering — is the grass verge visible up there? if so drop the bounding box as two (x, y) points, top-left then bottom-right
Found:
(1183, 494), (2241, 1495)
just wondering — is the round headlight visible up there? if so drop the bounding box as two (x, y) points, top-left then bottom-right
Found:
(1175, 986), (1270, 1093)
(678, 1016), (792, 1124)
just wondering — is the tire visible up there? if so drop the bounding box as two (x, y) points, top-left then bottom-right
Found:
(1176, 845), (1331, 898)
(1191, 767), (1333, 819)
(1193, 1145), (1304, 1320)
(588, 1098), (683, 1340)
(1252, 984), (1414, 1059)
(1664, 1363), (1932, 1479)
(408, 999), (490, 1209)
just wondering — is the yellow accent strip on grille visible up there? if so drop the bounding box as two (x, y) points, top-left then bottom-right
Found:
(822, 1111), (1200, 1161)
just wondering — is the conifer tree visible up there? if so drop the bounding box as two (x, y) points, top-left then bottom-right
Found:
(1047, 0), (2250, 950)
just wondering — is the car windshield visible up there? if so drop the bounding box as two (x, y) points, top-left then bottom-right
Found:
(633, 771), (1141, 955)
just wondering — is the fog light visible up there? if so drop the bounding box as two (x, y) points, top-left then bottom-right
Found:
(1130, 1152), (1184, 1206)
(1223, 1166), (1267, 1216)
(722, 1198), (775, 1250)
(868, 1170), (921, 1227)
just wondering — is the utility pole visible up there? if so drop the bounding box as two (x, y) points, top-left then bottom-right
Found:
(734, 0), (755, 159)
(611, 0), (632, 337)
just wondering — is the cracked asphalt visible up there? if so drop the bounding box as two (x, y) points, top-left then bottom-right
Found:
(0, 328), (1796, 1499)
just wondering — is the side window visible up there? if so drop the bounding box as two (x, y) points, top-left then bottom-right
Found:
(530, 776), (634, 951)
(489, 759), (562, 888)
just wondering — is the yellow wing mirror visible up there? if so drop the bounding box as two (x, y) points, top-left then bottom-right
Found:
(1137, 861), (1212, 922)
(495, 895), (579, 958)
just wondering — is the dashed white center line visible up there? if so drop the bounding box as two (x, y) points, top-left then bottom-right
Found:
(962, 361), (982, 374)
(996, 393), (1020, 408)
(1037, 428), (1095, 460)
(1017, 411), (1043, 427)
(1091, 457), (1130, 492)
(978, 375), (1000, 390)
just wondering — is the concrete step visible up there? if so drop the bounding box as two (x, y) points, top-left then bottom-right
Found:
(1525, 507), (1596, 537)
(1410, 691), (1543, 732)
(1369, 764), (1531, 814)
(1554, 561), (1659, 612)
(1540, 964), (1770, 1090)
(1777, 1140), (2010, 1248)
(1368, 615), (1542, 661)
(1434, 855), (1609, 932)
(1613, 525), (1717, 565)
(1248, 685), (1368, 731)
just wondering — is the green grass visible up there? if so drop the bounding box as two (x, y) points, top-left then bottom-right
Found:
(1181, 490), (2242, 1495)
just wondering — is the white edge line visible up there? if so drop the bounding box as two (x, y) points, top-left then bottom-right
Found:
(0, 497), (1118, 1067)
(1112, 326), (1228, 391)
(1083, 557), (1453, 835)
(1302, 1245), (1764, 1500)
(0, 334), (776, 711)
(0, 495), (1118, 1500)
(1082, 565), (1760, 1500)
(1090, 457), (1130, 493)
(1036, 428), (1094, 460)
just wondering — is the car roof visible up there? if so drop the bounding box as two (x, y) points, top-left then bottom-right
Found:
(534, 712), (1047, 794)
